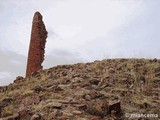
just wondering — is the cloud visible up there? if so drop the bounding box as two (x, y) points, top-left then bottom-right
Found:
(43, 49), (83, 69)
(0, 72), (12, 86)
(0, 50), (26, 85)
(0, 0), (145, 55)
(0, 72), (11, 79)
(44, 0), (146, 61)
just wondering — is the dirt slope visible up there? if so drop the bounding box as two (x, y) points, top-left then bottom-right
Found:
(0, 59), (159, 120)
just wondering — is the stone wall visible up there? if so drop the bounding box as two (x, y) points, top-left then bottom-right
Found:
(26, 12), (48, 77)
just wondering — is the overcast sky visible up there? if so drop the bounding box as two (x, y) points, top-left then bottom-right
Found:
(0, 0), (160, 86)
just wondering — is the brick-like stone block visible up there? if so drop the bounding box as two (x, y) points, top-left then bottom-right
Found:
(26, 12), (48, 77)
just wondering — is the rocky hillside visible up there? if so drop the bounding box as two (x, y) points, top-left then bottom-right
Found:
(0, 59), (160, 120)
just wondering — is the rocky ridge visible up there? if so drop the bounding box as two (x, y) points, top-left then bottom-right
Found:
(0, 59), (160, 120)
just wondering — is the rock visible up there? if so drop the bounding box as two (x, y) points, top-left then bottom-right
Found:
(14, 76), (24, 83)
(72, 110), (83, 115)
(48, 109), (61, 119)
(31, 72), (41, 79)
(154, 66), (160, 73)
(1, 98), (13, 107)
(152, 78), (160, 87)
(85, 100), (108, 117)
(59, 117), (68, 120)
(54, 86), (64, 92)
(153, 58), (157, 62)
(45, 70), (53, 79)
(47, 102), (62, 109)
(108, 101), (121, 115)
(26, 11), (48, 77)
(0, 106), (2, 118)
(0, 97), (13, 117)
(76, 104), (87, 111)
(77, 118), (88, 120)
(98, 78), (105, 86)
(56, 99), (70, 104)
(85, 100), (121, 118)
(0, 86), (7, 93)
(111, 110), (119, 119)
(30, 113), (44, 120)
(0, 114), (20, 120)
(58, 77), (71, 84)
(84, 95), (92, 101)
(33, 85), (43, 93)
(18, 106), (31, 119)
(155, 72), (160, 77)
(58, 84), (70, 90)
(74, 87), (90, 96)
(22, 95), (41, 106)
(91, 85), (99, 90)
(90, 116), (102, 120)
(62, 112), (73, 117)
(100, 92), (111, 99)
(108, 68), (115, 74)
(89, 79), (100, 85)
(89, 90), (101, 99)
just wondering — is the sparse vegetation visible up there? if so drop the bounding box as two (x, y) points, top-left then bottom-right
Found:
(0, 59), (160, 120)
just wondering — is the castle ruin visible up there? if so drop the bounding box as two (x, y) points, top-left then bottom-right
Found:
(26, 12), (48, 77)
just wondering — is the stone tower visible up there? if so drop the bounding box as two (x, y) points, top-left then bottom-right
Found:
(26, 11), (48, 77)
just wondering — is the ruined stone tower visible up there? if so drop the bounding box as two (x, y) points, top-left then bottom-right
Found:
(26, 12), (48, 77)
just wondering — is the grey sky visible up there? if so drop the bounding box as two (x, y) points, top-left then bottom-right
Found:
(0, 0), (160, 86)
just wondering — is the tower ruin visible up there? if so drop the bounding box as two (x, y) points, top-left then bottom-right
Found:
(26, 11), (48, 77)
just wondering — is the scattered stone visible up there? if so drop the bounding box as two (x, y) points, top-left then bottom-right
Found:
(89, 90), (102, 99)
(14, 76), (24, 83)
(155, 72), (160, 77)
(152, 78), (160, 87)
(72, 110), (82, 115)
(153, 58), (157, 62)
(1, 58), (160, 119)
(33, 85), (43, 93)
(0, 114), (20, 120)
(57, 100), (70, 104)
(47, 102), (62, 109)
(85, 100), (108, 117)
(30, 113), (44, 120)
(89, 79), (100, 85)
(76, 104), (87, 111)
(108, 101), (121, 115)
(1, 98), (13, 107)
(84, 95), (92, 101)
(18, 107), (31, 120)
(31, 72), (41, 79)
(108, 68), (115, 74)
(0, 86), (7, 93)
(62, 112), (73, 117)
(59, 117), (68, 120)
(90, 116), (102, 120)
(154, 66), (160, 73)
(54, 86), (65, 92)
(98, 78), (105, 86)
(74, 87), (90, 96)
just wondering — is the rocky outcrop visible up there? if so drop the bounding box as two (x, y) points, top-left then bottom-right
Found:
(26, 11), (47, 77)
(0, 59), (160, 119)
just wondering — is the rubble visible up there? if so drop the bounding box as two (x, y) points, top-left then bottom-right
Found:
(0, 59), (160, 119)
